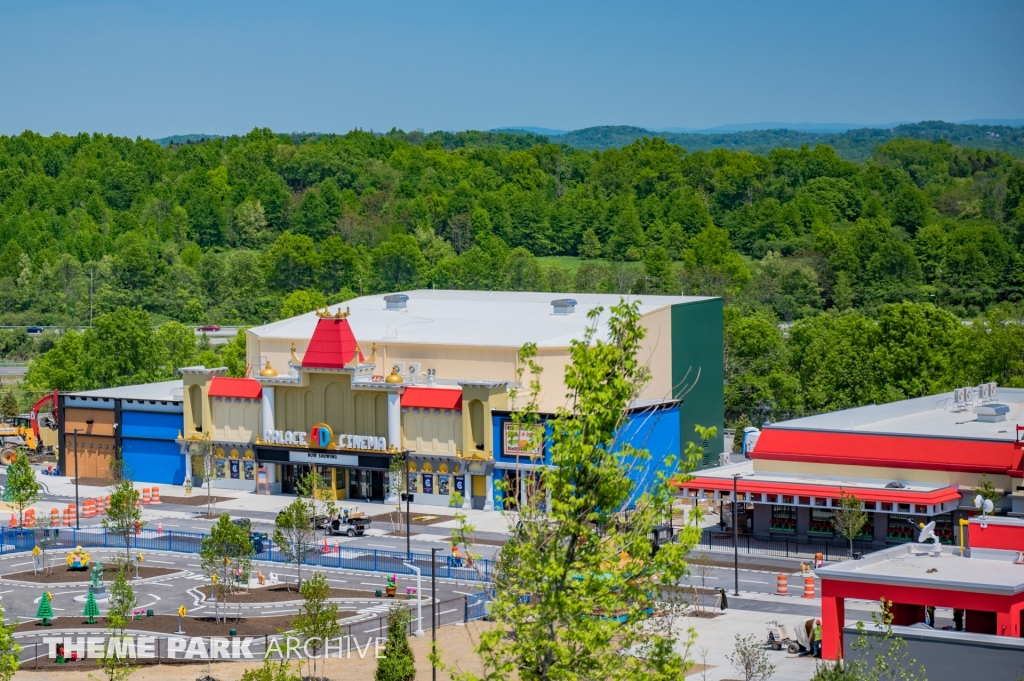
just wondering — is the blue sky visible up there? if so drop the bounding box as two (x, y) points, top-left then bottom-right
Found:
(2, 0), (1022, 138)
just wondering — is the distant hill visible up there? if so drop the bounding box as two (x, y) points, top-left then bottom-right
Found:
(153, 134), (226, 146)
(551, 121), (1024, 160)
(492, 126), (569, 137)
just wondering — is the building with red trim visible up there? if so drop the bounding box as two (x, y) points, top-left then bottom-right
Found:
(678, 387), (1024, 548)
(173, 291), (720, 509)
(818, 516), (1024, 660)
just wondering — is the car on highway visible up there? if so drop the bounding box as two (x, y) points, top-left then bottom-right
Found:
(196, 324), (221, 332)
(26, 326), (44, 335)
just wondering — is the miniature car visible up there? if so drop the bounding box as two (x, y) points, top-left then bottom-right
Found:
(196, 324), (221, 332)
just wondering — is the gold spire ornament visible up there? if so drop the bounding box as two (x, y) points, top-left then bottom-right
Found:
(384, 366), (404, 384)
(290, 343), (301, 365)
(259, 360), (278, 377)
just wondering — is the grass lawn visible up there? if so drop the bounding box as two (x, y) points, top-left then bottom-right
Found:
(537, 256), (589, 274)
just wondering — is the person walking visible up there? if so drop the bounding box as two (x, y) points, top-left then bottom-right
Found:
(812, 619), (823, 658)
(953, 608), (964, 631)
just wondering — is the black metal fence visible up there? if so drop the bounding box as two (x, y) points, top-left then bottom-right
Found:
(697, 529), (880, 562)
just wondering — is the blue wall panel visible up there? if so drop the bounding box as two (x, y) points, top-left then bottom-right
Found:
(121, 410), (183, 441)
(122, 439), (185, 485)
(618, 404), (681, 508)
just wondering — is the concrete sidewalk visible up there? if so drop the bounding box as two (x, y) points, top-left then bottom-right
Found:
(26, 469), (515, 534)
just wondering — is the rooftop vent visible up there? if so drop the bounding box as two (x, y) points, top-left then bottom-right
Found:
(551, 298), (577, 315)
(384, 294), (408, 311)
(885, 481), (906, 489)
(976, 403), (1009, 423)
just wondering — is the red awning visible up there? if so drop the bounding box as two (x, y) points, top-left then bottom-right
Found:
(402, 387), (462, 410)
(676, 476), (962, 506)
(208, 377), (263, 400)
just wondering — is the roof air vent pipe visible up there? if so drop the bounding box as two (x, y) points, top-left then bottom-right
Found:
(384, 294), (409, 311)
(551, 298), (576, 315)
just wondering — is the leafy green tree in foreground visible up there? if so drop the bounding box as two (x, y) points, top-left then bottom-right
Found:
(101, 461), (145, 566)
(848, 599), (926, 681)
(200, 513), (253, 623)
(240, 659), (302, 681)
(293, 572), (340, 681)
(99, 568), (138, 681)
(272, 497), (316, 590)
(450, 300), (701, 681)
(0, 392), (18, 422)
(4, 451), (41, 527)
(831, 489), (869, 557)
(0, 601), (19, 681)
(375, 602), (415, 681)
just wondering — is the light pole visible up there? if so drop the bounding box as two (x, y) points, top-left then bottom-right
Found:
(402, 492), (414, 560)
(732, 473), (741, 596)
(431, 547), (440, 681)
(403, 560), (424, 636)
(73, 429), (82, 530)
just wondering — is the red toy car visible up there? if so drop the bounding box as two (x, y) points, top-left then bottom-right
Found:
(196, 324), (221, 332)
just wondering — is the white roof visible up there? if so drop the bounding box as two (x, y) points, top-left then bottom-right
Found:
(817, 544), (1024, 594)
(248, 290), (712, 348)
(772, 387), (1024, 442)
(72, 380), (183, 401)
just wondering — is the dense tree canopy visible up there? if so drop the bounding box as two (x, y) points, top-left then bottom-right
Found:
(5, 128), (1023, 422)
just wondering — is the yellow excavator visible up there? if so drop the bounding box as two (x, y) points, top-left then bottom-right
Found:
(0, 389), (58, 464)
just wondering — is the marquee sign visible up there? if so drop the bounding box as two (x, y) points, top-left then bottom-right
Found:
(264, 424), (388, 452)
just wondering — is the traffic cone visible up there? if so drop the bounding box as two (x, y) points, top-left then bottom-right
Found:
(322, 538), (329, 553)
(7, 514), (15, 528)
(157, 520), (163, 533)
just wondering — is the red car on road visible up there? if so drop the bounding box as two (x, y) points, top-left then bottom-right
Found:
(196, 324), (221, 332)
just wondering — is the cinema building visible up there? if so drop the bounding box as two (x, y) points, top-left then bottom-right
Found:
(678, 385), (1024, 548)
(170, 290), (724, 510)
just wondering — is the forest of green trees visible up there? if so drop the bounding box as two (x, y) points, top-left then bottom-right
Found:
(3, 127), (1023, 423)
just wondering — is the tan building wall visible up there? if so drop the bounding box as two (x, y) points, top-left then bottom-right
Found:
(403, 409), (462, 455)
(274, 374), (388, 439)
(246, 308), (674, 415)
(210, 397), (261, 443)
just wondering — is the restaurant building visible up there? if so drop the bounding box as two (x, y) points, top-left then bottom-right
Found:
(678, 385), (1024, 548)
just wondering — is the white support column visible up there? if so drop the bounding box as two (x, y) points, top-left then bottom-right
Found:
(184, 447), (193, 485)
(484, 473), (494, 512)
(261, 386), (275, 434)
(387, 391), (401, 450)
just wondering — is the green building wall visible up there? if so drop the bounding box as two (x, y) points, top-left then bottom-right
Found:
(670, 298), (724, 469)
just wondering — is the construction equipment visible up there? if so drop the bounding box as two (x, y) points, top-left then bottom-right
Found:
(0, 389), (59, 463)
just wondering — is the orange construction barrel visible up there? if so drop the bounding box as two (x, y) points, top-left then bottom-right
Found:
(803, 576), (816, 599)
(50, 508), (59, 526)
(151, 487), (161, 504)
(142, 488), (151, 504)
(776, 574), (788, 595)
(82, 498), (96, 518)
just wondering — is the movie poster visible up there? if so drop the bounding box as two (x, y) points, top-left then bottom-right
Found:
(438, 474), (450, 496)
(422, 473), (434, 494)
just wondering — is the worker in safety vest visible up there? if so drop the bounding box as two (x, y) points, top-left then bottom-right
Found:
(812, 619), (823, 658)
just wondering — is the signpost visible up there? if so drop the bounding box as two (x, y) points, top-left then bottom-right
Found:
(176, 605), (186, 634)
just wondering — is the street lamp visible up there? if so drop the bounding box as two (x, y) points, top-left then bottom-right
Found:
(73, 429), (82, 530)
(431, 547), (440, 681)
(732, 472), (742, 596)
(401, 492), (414, 560)
(402, 560), (425, 636)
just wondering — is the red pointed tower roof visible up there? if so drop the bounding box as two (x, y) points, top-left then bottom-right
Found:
(301, 308), (365, 369)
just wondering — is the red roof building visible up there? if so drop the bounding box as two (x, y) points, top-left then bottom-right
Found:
(679, 385), (1024, 552)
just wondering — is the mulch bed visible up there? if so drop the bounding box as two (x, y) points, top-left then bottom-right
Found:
(70, 477), (112, 487)
(196, 585), (379, 603)
(159, 495), (234, 507)
(3, 566), (180, 583)
(372, 512), (456, 527)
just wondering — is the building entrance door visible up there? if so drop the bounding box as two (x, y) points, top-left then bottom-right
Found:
(348, 469), (386, 502)
(471, 474), (486, 510)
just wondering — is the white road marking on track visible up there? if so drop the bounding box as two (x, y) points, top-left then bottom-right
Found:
(145, 559), (175, 564)
(452, 590), (477, 596)
(0, 590), (12, 595)
(7, 562), (32, 568)
(148, 594), (161, 600)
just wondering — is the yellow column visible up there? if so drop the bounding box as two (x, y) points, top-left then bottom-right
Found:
(331, 468), (338, 500)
